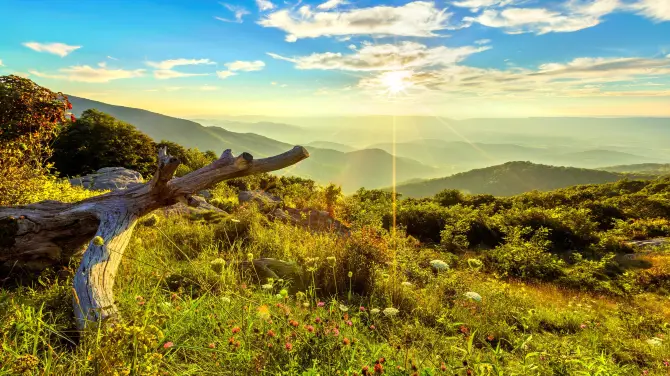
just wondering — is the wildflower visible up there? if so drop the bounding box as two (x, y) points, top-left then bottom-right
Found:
(441, 363), (447, 371)
(467, 258), (483, 270)
(339, 304), (349, 312)
(486, 335), (495, 342)
(247, 253), (254, 261)
(333, 328), (340, 336)
(67, 102), (73, 110)
(92, 236), (105, 246)
(285, 342), (293, 351)
(315, 317), (322, 324)
(343, 337), (351, 345)
(279, 289), (289, 298)
(580, 323), (587, 329)
(326, 256), (336, 265)
(348, 271), (353, 278)
(70, 114), (76, 122)
(401, 281), (413, 287)
(374, 362), (383, 374)
(289, 320), (299, 327)
(305, 325), (315, 333)
(208, 343), (216, 349)
(221, 296), (231, 304)
(663, 360), (669, 367)
(382, 307), (399, 317)
(317, 301), (325, 307)
(459, 326), (469, 335)
(362, 366), (370, 374)
(464, 292), (482, 302)
(642, 370), (649, 375)
(346, 320), (353, 326)
(646, 337), (663, 346)
(360, 306), (366, 312)
(228, 337), (235, 345)
(369, 325), (376, 330)
(302, 302), (310, 308)
(241, 283), (247, 289)
(267, 330), (276, 338)
(163, 342), (174, 349)
(232, 326), (241, 334)
(261, 283), (273, 290)
(430, 259), (449, 271)
(370, 308), (380, 314)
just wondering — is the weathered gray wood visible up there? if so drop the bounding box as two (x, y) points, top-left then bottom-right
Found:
(0, 146), (309, 329)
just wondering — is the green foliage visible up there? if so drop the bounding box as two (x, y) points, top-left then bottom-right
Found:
(51, 109), (157, 177)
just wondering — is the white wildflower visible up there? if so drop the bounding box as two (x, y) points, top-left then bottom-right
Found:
(647, 337), (663, 346)
(383, 307), (399, 317)
(401, 281), (413, 287)
(261, 284), (273, 290)
(464, 291), (482, 302)
(370, 308), (380, 314)
(430, 259), (449, 271)
(221, 296), (231, 304)
(339, 304), (349, 312)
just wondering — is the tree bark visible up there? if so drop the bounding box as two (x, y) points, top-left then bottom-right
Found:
(0, 146), (309, 329)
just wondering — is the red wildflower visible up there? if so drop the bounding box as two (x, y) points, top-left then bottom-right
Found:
(232, 326), (241, 334)
(208, 343), (216, 349)
(374, 362), (383, 374)
(459, 325), (469, 335)
(285, 342), (293, 351)
(360, 306), (366, 312)
(441, 363), (447, 371)
(267, 330), (276, 337)
(362, 365), (370, 375)
(369, 325), (376, 330)
(343, 337), (351, 345)
(580, 323), (587, 329)
(315, 317), (322, 324)
(228, 337), (235, 345)
(305, 325), (315, 333)
(378, 357), (385, 363)
(163, 342), (174, 349)
(332, 328), (340, 336)
(67, 102), (73, 110)
(486, 335), (495, 342)
(346, 320), (353, 326)
(289, 320), (299, 327)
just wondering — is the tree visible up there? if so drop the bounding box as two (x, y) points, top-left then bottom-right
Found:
(0, 75), (72, 205)
(51, 109), (157, 177)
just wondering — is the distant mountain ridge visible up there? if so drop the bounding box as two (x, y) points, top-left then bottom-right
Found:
(393, 161), (655, 198)
(67, 96), (437, 192)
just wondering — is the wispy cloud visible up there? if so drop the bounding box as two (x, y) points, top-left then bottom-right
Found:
(225, 60), (265, 71)
(0, 59), (3, 67)
(107, 56), (119, 61)
(217, 3), (250, 23)
(259, 1), (454, 42)
(256, 0), (275, 11)
(217, 60), (265, 79)
(316, 0), (349, 10)
(23, 42), (81, 57)
(633, 0), (670, 21)
(153, 70), (209, 79)
(146, 58), (215, 70)
(474, 39), (491, 45)
(268, 42), (489, 71)
(29, 65), (145, 82)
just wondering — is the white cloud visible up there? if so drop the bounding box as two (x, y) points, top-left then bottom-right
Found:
(259, 1), (454, 42)
(451, 0), (515, 12)
(256, 0), (275, 11)
(98, 62), (107, 68)
(317, 0), (348, 11)
(268, 41), (489, 71)
(474, 39), (491, 44)
(633, 0), (670, 21)
(0, 59), (3, 67)
(29, 65), (145, 83)
(153, 70), (209, 79)
(217, 70), (237, 79)
(464, 0), (622, 34)
(217, 3), (250, 23)
(146, 58), (215, 70)
(225, 60), (266, 71)
(23, 42), (81, 57)
(107, 56), (119, 61)
(358, 55), (670, 98)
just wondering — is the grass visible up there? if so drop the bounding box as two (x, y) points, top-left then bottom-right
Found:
(1, 178), (670, 375)
(1, 211), (669, 375)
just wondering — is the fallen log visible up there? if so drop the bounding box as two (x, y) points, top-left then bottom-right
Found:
(0, 146), (309, 329)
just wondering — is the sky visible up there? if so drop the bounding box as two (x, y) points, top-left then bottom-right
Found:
(1, 0), (669, 118)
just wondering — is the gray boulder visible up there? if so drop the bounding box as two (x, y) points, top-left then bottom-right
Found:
(70, 167), (143, 191)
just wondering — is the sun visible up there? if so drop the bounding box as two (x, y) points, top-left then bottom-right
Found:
(379, 70), (413, 96)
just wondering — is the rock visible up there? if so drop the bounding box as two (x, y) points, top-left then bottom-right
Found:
(162, 195), (226, 217)
(464, 291), (482, 302)
(272, 208), (350, 235)
(69, 167), (143, 191)
(198, 190), (213, 201)
(233, 258), (305, 293)
(626, 238), (669, 249)
(238, 190), (282, 211)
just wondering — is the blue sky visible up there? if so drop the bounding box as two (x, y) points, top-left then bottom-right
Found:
(1, 0), (669, 118)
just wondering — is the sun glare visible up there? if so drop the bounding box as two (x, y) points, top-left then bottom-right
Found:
(379, 70), (413, 96)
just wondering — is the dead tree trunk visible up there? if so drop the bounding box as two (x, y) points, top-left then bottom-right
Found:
(0, 146), (309, 329)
